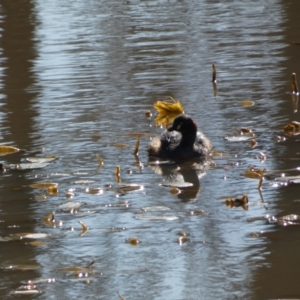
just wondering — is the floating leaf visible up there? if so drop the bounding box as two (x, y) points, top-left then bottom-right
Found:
(241, 100), (254, 107)
(66, 192), (74, 199)
(116, 184), (144, 195)
(178, 231), (188, 245)
(9, 162), (52, 170)
(225, 194), (248, 210)
(238, 127), (255, 136)
(86, 187), (103, 195)
(61, 266), (91, 273)
(96, 154), (103, 167)
(29, 241), (47, 246)
(243, 168), (265, 179)
(250, 139), (257, 148)
(161, 182), (193, 188)
(112, 143), (129, 148)
(42, 212), (55, 226)
(29, 182), (58, 189)
(58, 201), (82, 211)
(0, 145), (20, 156)
(22, 278), (55, 284)
(224, 136), (252, 142)
(243, 167), (265, 189)
(12, 290), (42, 295)
(154, 111), (181, 127)
(145, 110), (152, 118)
(283, 121), (300, 136)
(74, 180), (96, 185)
(26, 156), (57, 163)
(2, 264), (40, 271)
(16, 233), (49, 239)
(35, 194), (47, 201)
(212, 151), (229, 157)
(135, 215), (179, 221)
(153, 96), (184, 114)
(61, 260), (96, 276)
(47, 186), (58, 195)
(127, 237), (139, 246)
(274, 135), (286, 142)
(258, 152), (266, 162)
(188, 210), (207, 216)
(141, 206), (171, 212)
(78, 221), (88, 236)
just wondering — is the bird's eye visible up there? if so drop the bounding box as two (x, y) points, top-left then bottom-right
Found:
(176, 122), (183, 130)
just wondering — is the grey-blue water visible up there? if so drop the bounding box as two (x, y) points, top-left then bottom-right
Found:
(1, 0), (300, 299)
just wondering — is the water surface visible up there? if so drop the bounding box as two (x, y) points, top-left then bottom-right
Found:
(1, 0), (300, 299)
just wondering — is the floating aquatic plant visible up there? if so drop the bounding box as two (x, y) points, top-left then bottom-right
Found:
(78, 221), (88, 237)
(126, 237), (139, 246)
(154, 96), (184, 114)
(96, 154), (103, 167)
(283, 121), (300, 136)
(26, 156), (57, 163)
(85, 187), (104, 195)
(224, 136), (252, 142)
(225, 194), (248, 210)
(116, 184), (143, 195)
(145, 110), (152, 118)
(243, 167), (265, 190)
(135, 215), (179, 221)
(241, 100), (254, 107)
(153, 96), (184, 127)
(29, 182), (58, 189)
(0, 145), (19, 156)
(238, 127), (255, 136)
(250, 139), (257, 148)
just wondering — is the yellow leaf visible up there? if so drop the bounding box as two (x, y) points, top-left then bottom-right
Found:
(154, 111), (181, 127)
(153, 96), (184, 114)
(241, 100), (254, 107)
(29, 182), (58, 189)
(283, 121), (300, 136)
(0, 145), (20, 156)
(243, 170), (263, 179)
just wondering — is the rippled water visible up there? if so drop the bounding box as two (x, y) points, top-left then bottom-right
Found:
(1, 0), (300, 299)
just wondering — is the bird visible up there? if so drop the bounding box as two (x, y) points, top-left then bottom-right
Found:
(148, 114), (212, 161)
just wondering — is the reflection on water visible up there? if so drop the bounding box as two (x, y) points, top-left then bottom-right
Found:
(149, 160), (209, 203)
(1, 0), (300, 298)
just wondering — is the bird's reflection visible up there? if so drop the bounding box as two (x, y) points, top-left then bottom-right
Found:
(149, 158), (210, 203)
